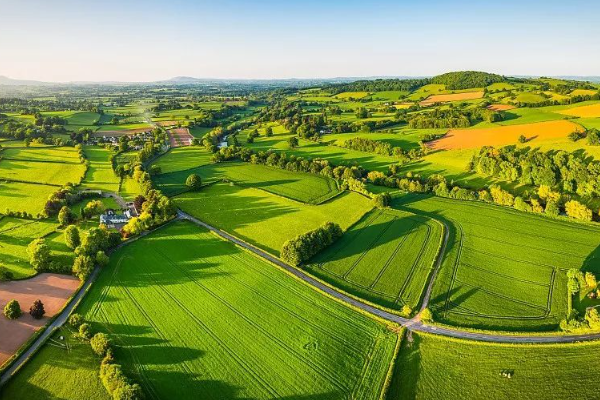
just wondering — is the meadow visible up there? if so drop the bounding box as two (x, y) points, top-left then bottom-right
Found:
(0, 327), (109, 400)
(388, 332), (600, 400)
(175, 182), (372, 255)
(393, 193), (600, 331)
(0, 145), (86, 186)
(308, 209), (443, 310)
(0, 181), (57, 215)
(0, 217), (61, 278)
(80, 146), (121, 193)
(76, 221), (398, 400)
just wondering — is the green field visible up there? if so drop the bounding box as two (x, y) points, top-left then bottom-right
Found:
(0, 327), (109, 400)
(389, 332), (600, 400)
(80, 145), (121, 193)
(75, 221), (398, 399)
(308, 208), (443, 310)
(0, 217), (64, 278)
(393, 193), (600, 331)
(0, 181), (57, 215)
(0, 146), (86, 186)
(175, 182), (372, 255)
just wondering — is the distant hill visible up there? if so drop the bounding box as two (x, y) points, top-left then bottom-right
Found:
(432, 71), (506, 90)
(0, 75), (51, 86)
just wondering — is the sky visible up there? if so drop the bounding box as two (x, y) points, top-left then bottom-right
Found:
(1, 0), (599, 82)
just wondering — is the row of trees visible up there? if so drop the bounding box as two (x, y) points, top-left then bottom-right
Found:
(407, 106), (503, 129)
(68, 314), (143, 399)
(340, 137), (423, 161)
(281, 222), (343, 266)
(469, 145), (600, 199)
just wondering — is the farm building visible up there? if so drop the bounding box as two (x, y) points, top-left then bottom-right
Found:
(99, 209), (132, 229)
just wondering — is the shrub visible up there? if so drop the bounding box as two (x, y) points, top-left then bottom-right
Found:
(79, 322), (93, 339)
(372, 192), (391, 207)
(401, 305), (413, 317)
(185, 173), (202, 190)
(565, 200), (592, 221)
(69, 313), (84, 328)
(29, 299), (45, 319)
(281, 222), (343, 266)
(420, 307), (433, 322)
(4, 299), (22, 320)
(0, 266), (14, 281)
(96, 251), (110, 267)
(91, 332), (111, 357)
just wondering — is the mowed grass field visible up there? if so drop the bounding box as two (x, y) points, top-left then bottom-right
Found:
(308, 209), (443, 310)
(393, 193), (600, 331)
(152, 150), (341, 203)
(175, 182), (373, 255)
(388, 333), (600, 400)
(429, 120), (582, 150)
(76, 221), (398, 400)
(0, 146), (86, 186)
(0, 327), (109, 400)
(0, 181), (57, 215)
(80, 146), (121, 193)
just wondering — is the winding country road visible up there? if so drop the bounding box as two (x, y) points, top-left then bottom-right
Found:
(177, 210), (600, 344)
(3, 210), (600, 388)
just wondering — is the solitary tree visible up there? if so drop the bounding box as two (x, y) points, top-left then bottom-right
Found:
(57, 206), (75, 226)
(518, 134), (527, 144)
(91, 332), (111, 357)
(4, 299), (22, 320)
(265, 126), (273, 137)
(64, 225), (81, 250)
(185, 174), (202, 190)
(27, 238), (51, 272)
(29, 299), (45, 319)
(69, 313), (84, 328)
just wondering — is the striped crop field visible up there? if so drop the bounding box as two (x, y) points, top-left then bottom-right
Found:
(77, 220), (399, 400)
(308, 209), (443, 310)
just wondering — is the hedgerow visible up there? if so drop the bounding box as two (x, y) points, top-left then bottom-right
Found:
(281, 222), (343, 266)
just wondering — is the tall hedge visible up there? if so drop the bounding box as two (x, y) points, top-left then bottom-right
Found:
(281, 222), (343, 266)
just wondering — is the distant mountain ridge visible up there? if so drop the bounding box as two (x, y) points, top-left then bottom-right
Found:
(0, 73), (599, 86)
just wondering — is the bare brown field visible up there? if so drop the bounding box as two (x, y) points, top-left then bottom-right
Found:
(420, 91), (484, 105)
(487, 104), (516, 111)
(428, 120), (583, 150)
(92, 128), (149, 137)
(0, 273), (80, 366)
(169, 128), (194, 147)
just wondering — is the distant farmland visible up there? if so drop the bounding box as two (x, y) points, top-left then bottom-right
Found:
(77, 221), (398, 399)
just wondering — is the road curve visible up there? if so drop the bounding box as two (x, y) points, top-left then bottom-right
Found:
(178, 210), (600, 344)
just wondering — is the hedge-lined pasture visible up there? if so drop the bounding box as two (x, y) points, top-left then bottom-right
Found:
(0, 217), (59, 278)
(389, 333), (600, 400)
(175, 182), (372, 255)
(76, 221), (398, 400)
(1, 146), (82, 162)
(80, 145), (121, 193)
(308, 209), (443, 310)
(394, 193), (600, 331)
(0, 327), (109, 400)
(0, 181), (57, 215)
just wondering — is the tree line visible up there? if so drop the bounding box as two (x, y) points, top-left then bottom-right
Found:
(281, 222), (343, 266)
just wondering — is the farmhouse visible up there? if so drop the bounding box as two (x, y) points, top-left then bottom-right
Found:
(99, 209), (132, 229)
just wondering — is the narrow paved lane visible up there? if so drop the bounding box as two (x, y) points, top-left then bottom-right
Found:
(178, 210), (600, 344)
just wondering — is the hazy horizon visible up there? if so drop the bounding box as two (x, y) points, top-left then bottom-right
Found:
(2, 0), (600, 82)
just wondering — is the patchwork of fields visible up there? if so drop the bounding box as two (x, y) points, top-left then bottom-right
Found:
(308, 209), (443, 310)
(394, 193), (600, 331)
(76, 221), (398, 399)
